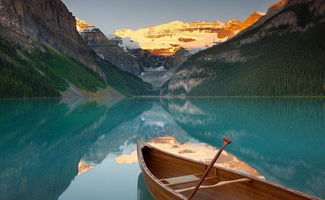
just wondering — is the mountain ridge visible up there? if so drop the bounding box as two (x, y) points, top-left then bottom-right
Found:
(113, 11), (265, 56)
(0, 0), (155, 97)
(1, 0), (323, 98)
(165, 0), (325, 96)
(76, 18), (189, 88)
(0, 0), (102, 74)
(75, 10), (265, 88)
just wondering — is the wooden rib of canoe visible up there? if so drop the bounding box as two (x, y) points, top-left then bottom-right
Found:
(137, 141), (321, 200)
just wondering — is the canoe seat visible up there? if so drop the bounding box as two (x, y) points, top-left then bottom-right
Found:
(160, 175), (201, 185)
(159, 174), (220, 187)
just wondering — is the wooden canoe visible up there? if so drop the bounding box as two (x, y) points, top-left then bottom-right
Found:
(137, 140), (321, 200)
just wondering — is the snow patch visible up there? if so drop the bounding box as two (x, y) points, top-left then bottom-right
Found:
(116, 37), (140, 51)
(97, 53), (105, 59)
(145, 66), (166, 72)
(80, 26), (96, 33)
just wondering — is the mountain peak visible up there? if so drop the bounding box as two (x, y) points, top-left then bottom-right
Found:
(240, 11), (266, 30)
(245, 11), (266, 21)
(169, 20), (184, 25)
(113, 14), (262, 56)
(251, 11), (266, 16)
(76, 18), (95, 32)
(269, 0), (288, 9)
(224, 19), (242, 26)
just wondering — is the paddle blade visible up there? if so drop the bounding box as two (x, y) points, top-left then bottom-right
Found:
(224, 137), (232, 144)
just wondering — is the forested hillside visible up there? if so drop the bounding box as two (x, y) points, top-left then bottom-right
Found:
(166, 0), (325, 96)
(0, 0), (154, 98)
(96, 58), (156, 96)
(0, 38), (105, 98)
(0, 36), (155, 98)
(189, 24), (325, 96)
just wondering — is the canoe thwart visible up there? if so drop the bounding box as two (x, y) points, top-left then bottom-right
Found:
(176, 178), (251, 193)
(165, 175), (220, 187)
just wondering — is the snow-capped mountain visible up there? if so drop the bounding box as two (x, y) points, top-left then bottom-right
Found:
(75, 18), (189, 88)
(76, 18), (95, 32)
(75, 11), (264, 89)
(113, 11), (265, 56)
(165, 0), (325, 96)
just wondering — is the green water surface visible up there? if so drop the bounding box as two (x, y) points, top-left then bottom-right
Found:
(0, 98), (324, 200)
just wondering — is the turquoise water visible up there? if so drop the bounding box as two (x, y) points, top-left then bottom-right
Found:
(0, 98), (324, 200)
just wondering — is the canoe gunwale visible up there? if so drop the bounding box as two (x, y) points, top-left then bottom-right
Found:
(137, 140), (322, 200)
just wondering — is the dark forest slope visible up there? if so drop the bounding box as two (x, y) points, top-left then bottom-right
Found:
(167, 0), (325, 96)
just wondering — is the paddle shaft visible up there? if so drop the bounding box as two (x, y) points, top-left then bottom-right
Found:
(187, 137), (232, 200)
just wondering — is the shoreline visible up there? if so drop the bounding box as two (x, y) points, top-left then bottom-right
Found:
(1, 95), (325, 100)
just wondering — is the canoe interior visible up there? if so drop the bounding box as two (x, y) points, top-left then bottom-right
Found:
(141, 145), (318, 200)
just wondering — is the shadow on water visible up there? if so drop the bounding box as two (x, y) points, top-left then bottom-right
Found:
(137, 173), (154, 200)
(0, 97), (324, 199)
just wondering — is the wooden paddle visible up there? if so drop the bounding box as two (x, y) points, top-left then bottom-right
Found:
(187, 137), (232, 200)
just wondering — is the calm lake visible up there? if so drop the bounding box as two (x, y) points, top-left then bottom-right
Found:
(0, 97), (324, 200)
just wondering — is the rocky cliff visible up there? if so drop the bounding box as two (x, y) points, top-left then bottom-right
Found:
(166, 0), (325, 96)
(0, 0), (102, 74)
(0, 0), (155, 97)
(75, 10), (264, 88)
(113, 11), (264, 56)
(76, 19), (189, 87)
(76, 19), (142, 75)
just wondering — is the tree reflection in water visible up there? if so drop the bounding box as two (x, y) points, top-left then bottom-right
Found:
(0, 97), (324, 199)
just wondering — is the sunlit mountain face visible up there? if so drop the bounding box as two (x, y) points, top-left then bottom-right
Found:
(269, 0), (288, 9)
(76, 18), (94, 32)
(76, 12), (264, 57)
(112, 11), (265, 56)
(74, 12), (264, 88)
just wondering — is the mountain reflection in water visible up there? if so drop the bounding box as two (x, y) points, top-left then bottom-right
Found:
(115, 136), (261, 177)
(0, 97), (324, 200)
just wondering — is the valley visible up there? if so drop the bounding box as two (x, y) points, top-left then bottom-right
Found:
(0, 1), (324, 200)
(0, 0), (324, 97)
(75, 11), (264, 89)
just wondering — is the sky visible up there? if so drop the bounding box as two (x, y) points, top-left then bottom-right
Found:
(62, 0), (277, 34)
